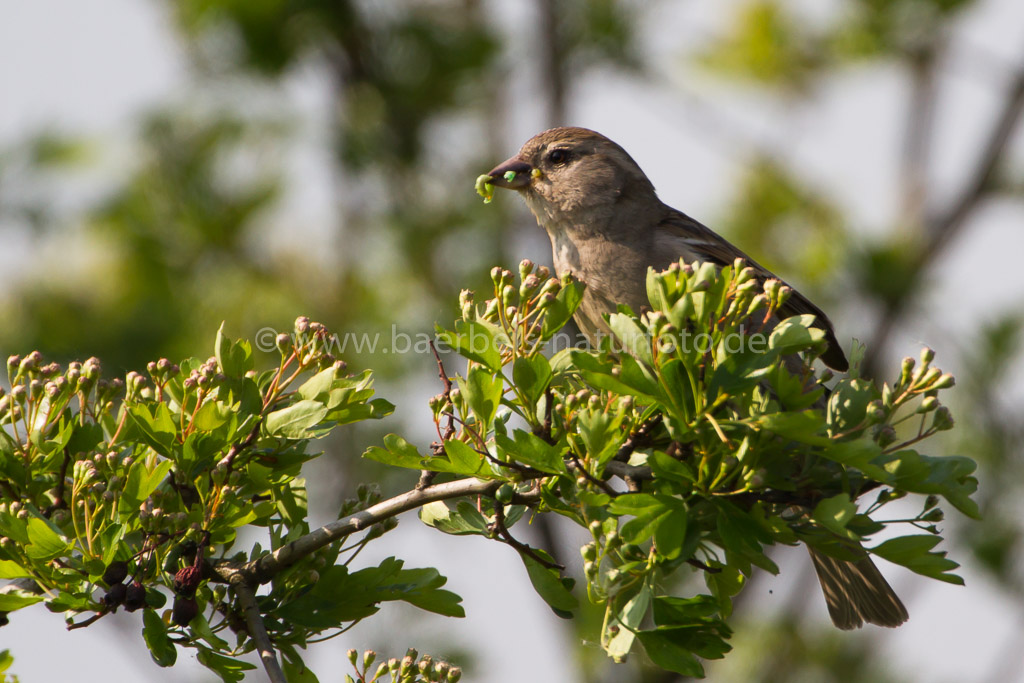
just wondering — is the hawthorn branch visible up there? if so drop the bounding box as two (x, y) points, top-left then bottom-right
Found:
(245, 476), (516, 584)
(230, 576), (287, 683)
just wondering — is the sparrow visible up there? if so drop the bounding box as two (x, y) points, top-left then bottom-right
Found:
(484, 126), (907, 629)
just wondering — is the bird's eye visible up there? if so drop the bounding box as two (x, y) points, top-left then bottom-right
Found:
(546, 148), (571, 166)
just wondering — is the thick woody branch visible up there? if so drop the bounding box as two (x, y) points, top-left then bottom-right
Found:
(230, 575), (287, 683)
(246, 476), (510, 584)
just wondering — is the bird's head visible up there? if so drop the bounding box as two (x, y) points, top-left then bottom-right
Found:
(484, 127), (657, 230)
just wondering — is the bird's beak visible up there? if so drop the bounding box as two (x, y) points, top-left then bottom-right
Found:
(486, 156), (533, 190)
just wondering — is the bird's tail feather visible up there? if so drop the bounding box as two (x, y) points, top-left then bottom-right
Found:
(807, 546), (909, 629)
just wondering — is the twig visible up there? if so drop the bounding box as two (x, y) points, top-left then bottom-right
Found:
(540, 388), (554, 444)
(490, 499), (563, 570)
(216, 417), (264, 470)
(567, 451), (618, 497)
(686, 558), (722, 574)
(422, 342), (456, 490)
(66, 611), (106, 630)
(231, 577), (287, 683)
(45, 447), (72, 514)
(612, 415), (663, 462)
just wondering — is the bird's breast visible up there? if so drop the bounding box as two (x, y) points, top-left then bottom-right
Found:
(543, 227), (652, 344)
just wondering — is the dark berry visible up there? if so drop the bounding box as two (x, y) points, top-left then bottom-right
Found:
(102, 560), (129, 586)
(172, 596), (199, 626)
(124, 581), (147, 612)
(103, 582), (127, 608)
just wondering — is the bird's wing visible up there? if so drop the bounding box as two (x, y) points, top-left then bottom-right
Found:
(654, 210), (849, 371)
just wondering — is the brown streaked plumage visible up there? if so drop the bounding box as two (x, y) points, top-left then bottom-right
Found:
(486, 126), (908, 630)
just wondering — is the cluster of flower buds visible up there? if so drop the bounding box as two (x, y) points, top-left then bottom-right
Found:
(876, 347), (956, 438)
(479, 260), (562, 329)
(288, 316), (341, 369)
(146, 358), (180, 385)
(354, 648), (462, 683)
(1, 353), (116, 429)
(182, 356), (226, 393)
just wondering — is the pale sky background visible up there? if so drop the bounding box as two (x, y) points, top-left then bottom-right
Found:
(2, 1), (1024, 681)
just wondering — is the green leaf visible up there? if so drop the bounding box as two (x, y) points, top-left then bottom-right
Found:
(715, 500), (778, 572)
(364, 435), (428, 469)
(647, 450), (696, 485)
(281, 654), (320, 683)
(652, 595), (722, 625)
(459, 366), (503, 427)
(25, 517), (71, 560)
(328, 397), (395, 425)
(812, 493), (858, 539)
(636, 629), (705, 677)
(438, 320), (503, 372)
(396, 568), (465, 617)
(0, 560), (31, 579)
(768, 315), (825, 354)
(577, 407), (626, 467)
(191, 611), (229, 650)
(296, 367), (339, 401)
(67, 422), (104, 455)
(143, 608), (177, 667)
(419, 501), (491, 535)
(654, 507), (689, 560)
(0, 589), (44, 612)
(513, 354), (553, 406)
(639, 620), (732, 670)
(877, 451), (980, 520)
(215, 322), (254, 377)
(870, 535), (963, 585)
(126, 402), (178, 454)
(365, 434), (497, 477)
(541, 279), (585, 338)
(756, 410), (827, 444)
(120, 458), (173, 518)
(607, 313), (654, 366)
(522, 554), (578, 616)
(705, 565), (745, 618)
(707, 345), (776, 398)
(196, 646), (256, 683)
(827, 378), (877, 435)
(572, 351), (664, 402)
(277, 559), (465, 627)
(605, 584), (651, 660)
(610, 493), (674, 547)
(443, 439), (487, 475)
(192, 400), (232, 431)
(495, 430), (566, 474)
(265, 399), (329, 438)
